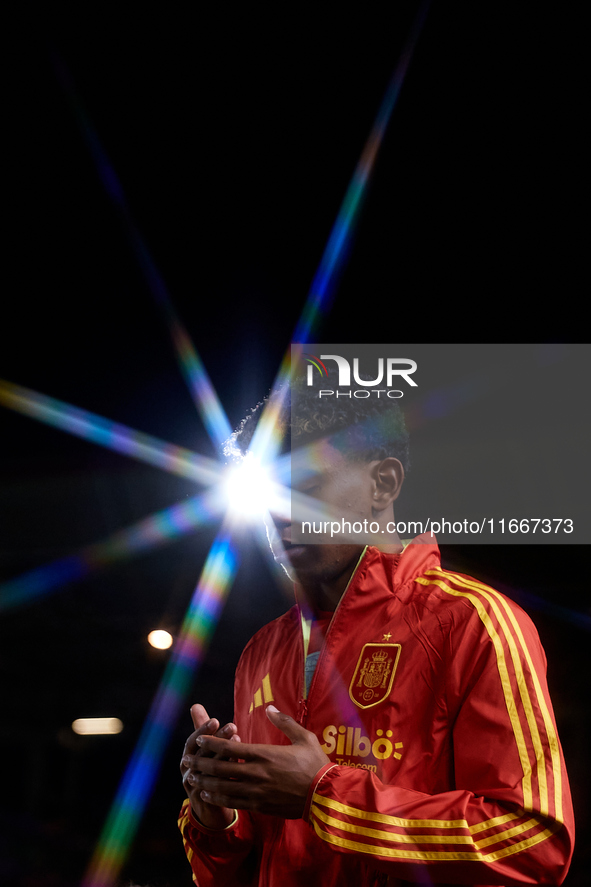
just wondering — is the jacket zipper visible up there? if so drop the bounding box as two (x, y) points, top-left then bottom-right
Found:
(296, 697), (308, 725)
(298, 546), (368, 726)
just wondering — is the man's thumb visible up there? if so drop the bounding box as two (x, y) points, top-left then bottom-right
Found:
(266, 705), (306, 743)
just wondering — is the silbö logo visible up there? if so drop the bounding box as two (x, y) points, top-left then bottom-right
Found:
(320, 724), (404, 772)
(304, 354), (417, 398)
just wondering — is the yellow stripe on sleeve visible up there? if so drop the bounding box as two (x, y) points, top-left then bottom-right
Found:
(428, 570), (548, 812)
(474, 817), (541, 849)
(310, 818), (481, 861)
(178, 798), (191, 828)
(313, 798), (545, 854)
(428, 568), (563, 822)
(417, 574), (533, 810)
(469, 810), (523, 834)
(448, 570), (562, 822)
(483, 822), (562, 862)
(311, 804), (475, 845)
(313, 794), (469, 829)
(311, 809), (559, 863)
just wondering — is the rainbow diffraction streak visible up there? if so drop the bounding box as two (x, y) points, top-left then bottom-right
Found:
(0, 490), (219, 611)
(82, 530), (238, 887)
(249, 0), (431, 466)
(0, 378), (219, 485)
(52, 48), (232, 449)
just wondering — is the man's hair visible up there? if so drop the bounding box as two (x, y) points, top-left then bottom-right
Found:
(224, 367), (410, 472)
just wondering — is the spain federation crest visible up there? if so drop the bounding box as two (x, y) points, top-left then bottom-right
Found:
(349, 643), (401, 709)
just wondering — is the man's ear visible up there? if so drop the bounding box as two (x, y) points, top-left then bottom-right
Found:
(370, 457), (404, 514)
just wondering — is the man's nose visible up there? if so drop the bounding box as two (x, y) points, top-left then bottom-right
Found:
(270, 512), (290, 531)
(268, 495), (291, 525)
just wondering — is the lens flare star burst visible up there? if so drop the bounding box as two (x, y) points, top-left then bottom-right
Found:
(2, 9), (433, 885)
(223, 453), (283, 519)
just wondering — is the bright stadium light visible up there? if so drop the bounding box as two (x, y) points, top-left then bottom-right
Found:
(223, 452), (277, 518)
(148, 629), (173, 649)
(72, 717), (123, 735)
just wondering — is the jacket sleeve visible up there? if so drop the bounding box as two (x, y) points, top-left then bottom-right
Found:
(178, 644), (260, 885)
(178, 799), (258, 886)
(305, 572), (574, 885)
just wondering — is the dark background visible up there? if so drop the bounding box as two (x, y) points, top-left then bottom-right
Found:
(2, 2), (588, 885)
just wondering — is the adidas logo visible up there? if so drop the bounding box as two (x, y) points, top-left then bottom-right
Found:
(248, 673), (274, 713)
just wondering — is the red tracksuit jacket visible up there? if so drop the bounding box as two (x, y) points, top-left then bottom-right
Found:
(179, 538), (574, 885)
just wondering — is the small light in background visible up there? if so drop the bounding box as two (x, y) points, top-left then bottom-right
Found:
(148, 629), (173, 650)
(72, 717), (123, 735)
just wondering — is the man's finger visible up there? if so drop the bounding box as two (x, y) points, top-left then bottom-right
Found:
(190, 703), (211, 731)
(216, 722), (238, 740)
(183, 751), (244, 773)
(183, 719), (219, 757)
(193, 756), (252, 781)
(196, 734), (257, 761)
(198, 776), (257, 805)
(183, 733), (200, 758)
(213, 728), (240, 760)
(199, 788), (251, 810)
(265, 704), (309, 744)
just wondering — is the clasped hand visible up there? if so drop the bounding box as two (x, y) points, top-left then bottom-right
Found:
(181, 703), (330, 822)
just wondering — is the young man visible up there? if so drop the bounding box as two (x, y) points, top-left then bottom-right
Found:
(178, 379), (574, 886)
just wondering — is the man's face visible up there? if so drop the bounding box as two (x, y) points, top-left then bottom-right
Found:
(267, 438), (376, 586)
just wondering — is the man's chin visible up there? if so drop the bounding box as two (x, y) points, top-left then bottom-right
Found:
(273, 543), (310, 568)
(272, 541), (365, 585)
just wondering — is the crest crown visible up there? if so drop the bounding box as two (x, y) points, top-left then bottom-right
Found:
(372, 649), (389, 662)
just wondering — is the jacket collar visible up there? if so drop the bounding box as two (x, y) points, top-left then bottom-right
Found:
(293, 533), (441, 613)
